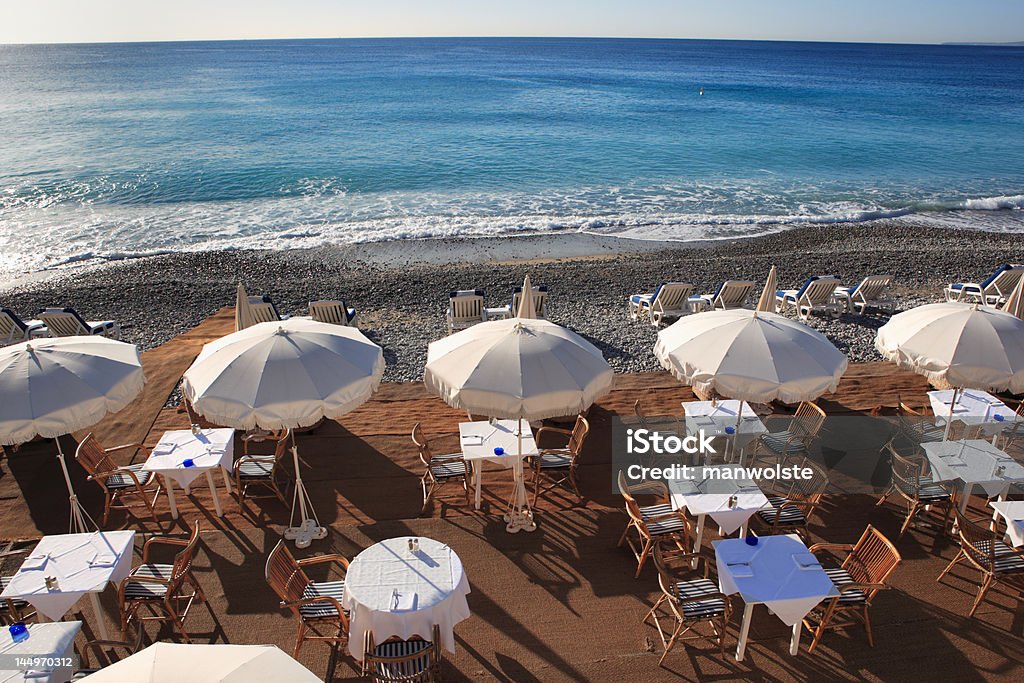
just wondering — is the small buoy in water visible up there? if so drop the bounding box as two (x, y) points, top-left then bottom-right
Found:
(699, 87), (704, 96)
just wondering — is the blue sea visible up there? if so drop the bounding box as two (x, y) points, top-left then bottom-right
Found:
(1, 37), (1023, 276)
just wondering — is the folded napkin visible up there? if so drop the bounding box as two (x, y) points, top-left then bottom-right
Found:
(390, 590), (417, 612)
(150, 444), (177, 457)
(89, 552), (118, 568)
(793, 552), (821, 569)
(726, 561), (753, 579)
(19, 554), (48, 571)
(461, 435), (483, 446)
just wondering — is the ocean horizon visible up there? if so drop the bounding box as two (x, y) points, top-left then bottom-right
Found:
(1, 36), (1023, 277)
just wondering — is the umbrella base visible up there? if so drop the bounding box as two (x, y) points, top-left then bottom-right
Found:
(504, 510), (537, 533)
(285, 518), (328, 549)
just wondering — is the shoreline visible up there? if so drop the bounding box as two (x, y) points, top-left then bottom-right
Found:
(3, 220), (1024, 383)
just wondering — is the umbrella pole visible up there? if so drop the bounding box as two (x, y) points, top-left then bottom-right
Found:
(283, 431), (327, 549)
(506, 421), (536, 533)
(944, 388), (959, 441)
(55, 436), (94, 534)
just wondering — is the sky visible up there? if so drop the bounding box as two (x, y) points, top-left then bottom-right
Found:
(1, 0), (1022, 46)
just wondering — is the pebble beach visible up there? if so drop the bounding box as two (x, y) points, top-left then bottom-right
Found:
(2, 220), (1023, 387)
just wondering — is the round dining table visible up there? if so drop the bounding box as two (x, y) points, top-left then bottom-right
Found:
(342, 536), (471, 659)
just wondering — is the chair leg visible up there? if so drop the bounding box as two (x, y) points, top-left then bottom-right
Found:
(863, 606), (874, 647)
(937, 550), (964, 582)
(293, 621), (306, 659)
(634, 539), (652, 578)
(969, 575), (995, 617)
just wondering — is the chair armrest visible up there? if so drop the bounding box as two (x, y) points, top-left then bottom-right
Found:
(283, 595), (349, 624)
(838, 582), (890, 593)
(808, 542), (854, 554)
(535, 426), (573, 442)
(103, 443), (147, 454)
(141, 536), (188, 562)
(644, 510), (685, 523)
(90, 468), (145, 488)
(297, 554), (350, 571)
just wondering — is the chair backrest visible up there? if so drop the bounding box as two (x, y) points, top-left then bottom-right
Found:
(770, 455), (828, 502)
(617, 470), (647, 526)
(448, 290), (485, 323)
(797, 276), (841, 305)
(0, 308), (27, 344)
(38, 307), (90, 337)
(633, 400), (648, 426)
(309, 300), (351, 326)
(511, 285), (548, 318)
(566, 415), (590, 458)
(852, 274), (893, 302)
(953, 511), (1001, 573)
(713, 280), (754, 309)
(363, 624), (441, 683)
(171, 521), (203, 585)
(75, 433), (118, 481)
(887, 443), (927, 499)
(411, 423), (433, 468)
(265, 540), (312, 607)
(983, 264), (1024, 298)
(248, 295), (281, 324)
(653, 282), (694, 313)
(791, 401), (827, 440)
(842, 525), (901, 603)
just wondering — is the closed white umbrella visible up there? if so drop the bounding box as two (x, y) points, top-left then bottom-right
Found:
(655, 308), (848, 404)
(183, 318), (385, 547)
(876, 302), (1024, 438)
(756, 265), (778, 313)
(0, 336), (145, 532)
(84, 642), (321, 682)
(1003, 274), (1024, 319)
(424, 276), (614, 531)
(234, 282), (257, 331)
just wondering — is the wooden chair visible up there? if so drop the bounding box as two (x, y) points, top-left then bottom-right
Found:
(0, 576), (34, 625)
(997, 402), (1024, 451)
(75, 433), (162, 528)
(644, 540), (731, 664)
(362, 624), (442, 682)
(876, 441), (953, 537)
(752, 455), (828, 540)
(117, 520), (208, 642)
(411, 423), (471, 513)
(233, 428), (291, 509)
(896, 396), (945, 446)
(72, 623), (142, 678)
(532, 415), (589, 506)
(938, 510), (1024, 617)
(749, 401), (827, 458)
(804, 525), (901, 653)
(617, 471), (690, 578)
(264, 539), (349, 658)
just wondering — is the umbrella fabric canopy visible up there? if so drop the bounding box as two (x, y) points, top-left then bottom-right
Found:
(0, 336), (145, 532)
(424, 317), (614, 421)
(655, 308), (848, 404)
(84, 643), (321, 682)
(0, 337), (145, 446)
(183, 318), (385, 431)
(876, 302), (1024, 393)
(1003, 274), (1024, 319)
(234, 282), (257, 331)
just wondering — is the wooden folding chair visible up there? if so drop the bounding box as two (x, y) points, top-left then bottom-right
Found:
(938, 510), (1024, 617)
(75, 433), (162, 528)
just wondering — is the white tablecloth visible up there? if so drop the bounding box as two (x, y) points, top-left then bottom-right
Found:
(715, 534), (838, 626)
(0, 621), (81, 683)
(928, 390), (1020, 436)
(1, 532), (134, 623)
(142, 428), (235, 488)
(684, 401), (767, 460)
(459, 420), (537, 466)
(342, 537), (471, 659)
(990, 500), (1024, 547)
(922, 440), (1024, 500)
(668, 465), (768, 534)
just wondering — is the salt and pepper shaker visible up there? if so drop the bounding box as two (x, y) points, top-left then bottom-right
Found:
(191, 423), (201, 436)
(44, 576), (59, 592)
(728, 494), (738, 509)
(408, 537), (419, 554)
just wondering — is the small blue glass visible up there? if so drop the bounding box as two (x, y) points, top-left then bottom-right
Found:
(493, 447), (505, 456)
(745, 533), (758, 547)
(9, 622), (28, 643)
(724, 426), (735, 435)
(994, 414), (1005, 422)
(182, 458), (195, 468)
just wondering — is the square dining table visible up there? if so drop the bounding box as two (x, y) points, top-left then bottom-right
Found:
(928, 389), (1021, 440)
(683, 400), (767, 464)
(458, 420), (537, 511)
(142, 428), (235, 518)
(715, 534), (839, 661)
(921, 439), (1024, 514)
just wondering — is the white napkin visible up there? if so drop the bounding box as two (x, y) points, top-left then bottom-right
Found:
(391, 590), (417, 612)
(793, 552), (821, 569)
(19, 554), (49, 571)
(90, 552), (118, 568)
(461, 435), (483, 446)
(726, 562), (753, 579)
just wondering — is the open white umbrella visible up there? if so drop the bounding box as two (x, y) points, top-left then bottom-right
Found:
(0, 336), (145, 532)
(84, 642), (321, 682)
(424, 275), (614, 531)
(876, 301), (1024, 438)
(234, 282), (257, 331)
(183, 318), (384, 547)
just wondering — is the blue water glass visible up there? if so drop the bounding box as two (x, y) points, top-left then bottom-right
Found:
(9, 622), (28, 643)
(994, 414), (1005, 422)
(725, 426), (736, 435)
(182, 458), (195, 468)
(745, 533), (758, 546)
(493, 447), (505, 456)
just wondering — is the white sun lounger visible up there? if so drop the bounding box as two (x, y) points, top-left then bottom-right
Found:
(447, 289), (486, 334)
(308, 300), (357, 326)
(37, 307), (119, 339)
(628, 282), (697, 326)
(508, 284), (548, 319)
(835, 274), (894, 314)
(1, 308), (47, 346)
(945, 264), (1024, 307)
(776, 276), (843, 320)
(248, 295), (289, 324)
(695, 280), (754, 310)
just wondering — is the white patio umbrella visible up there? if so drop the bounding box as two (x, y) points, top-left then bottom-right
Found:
(84, 642), (321, 682)
(876, 301), (1024, 438)
(1003, 274), (1024, 319)
(424, 275), (614, 532)
(755, 265), (778, 313)
(234, 282), (257, 331)
(182, 318), (384, 547)
(0, 336), (145, 532)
